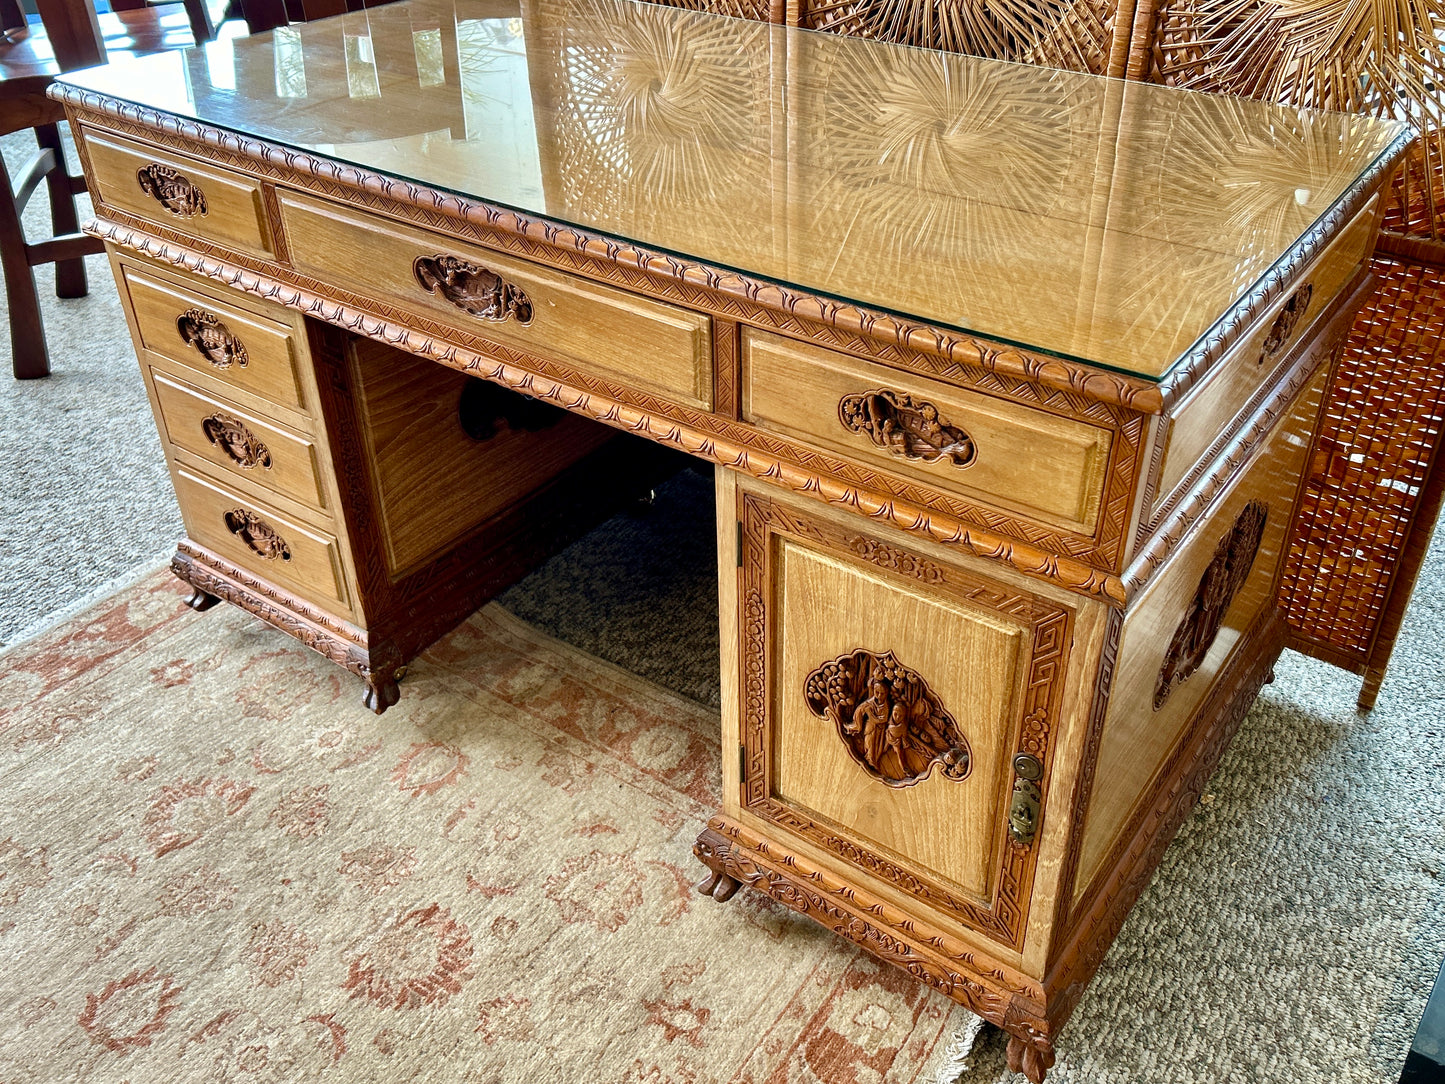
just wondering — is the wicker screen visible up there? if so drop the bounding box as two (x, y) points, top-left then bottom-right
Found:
(797, 0), (1128, 75)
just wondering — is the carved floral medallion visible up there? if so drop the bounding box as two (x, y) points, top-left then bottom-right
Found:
(413, 255), (534, 324)
(135, 163), (207, 216)
(803, 649), (971, 787)
(177, 309), (249, 369)
(223, 509), (292, 562)
(1155, 500), (1268, 709)
(838, 390), (977, 466)
(202, 413), (272, 470)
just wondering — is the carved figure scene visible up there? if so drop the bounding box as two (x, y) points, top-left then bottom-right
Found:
(838, 389), (977, 466)
(804, 649), (971, 787)
(223, 509), (292, 562)
(202, 414), (273, 470)
(136, 163), (208, 216)
(176, 309), (249, 369)
(1155, 500), (1269, 708)
(414, 254), (535, 324)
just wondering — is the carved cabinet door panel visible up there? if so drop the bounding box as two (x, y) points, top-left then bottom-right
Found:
(729, 486), (1074, 950)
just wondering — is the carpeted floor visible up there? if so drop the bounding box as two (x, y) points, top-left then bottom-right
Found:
(2, 126), (1443, 1082)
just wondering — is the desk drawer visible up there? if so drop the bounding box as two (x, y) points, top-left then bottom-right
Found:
(152, 372), (328, 511)
(119, 264), (309, 413)
(277, 190), (714, 410)
(742, 328), (1113, 535)
(81, 127), (274, 257)
(175, 467), (350, 612)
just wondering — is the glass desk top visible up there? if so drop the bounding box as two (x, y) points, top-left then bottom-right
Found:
(57, 0), (1407, 380)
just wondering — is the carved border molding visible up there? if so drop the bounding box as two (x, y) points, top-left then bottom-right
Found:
(736, 491), (1073, 948)
(91, 219), (1130, 605)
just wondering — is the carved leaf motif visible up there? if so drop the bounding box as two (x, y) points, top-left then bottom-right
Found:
(176, 309), (249, 369)
(803, 650), (971, 787)
(413, 255), (534, 324)
(838, 390), (977, 466)
(201, 414), (272, 470)
(135, 163), (207, 216)
(1155, 500), (1268, 709)
(223, 509), (292, 562)
(1260, 283), (1312, 362)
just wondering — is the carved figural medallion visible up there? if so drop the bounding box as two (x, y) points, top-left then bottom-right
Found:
(1260, 282), (1312, 363)
(1155, 500), (1268, 709)
(413, 255), (534, 324)
(202, 414), (273, 470)
(136, 163), (208, 217)
(176, 309), (249, 369)
(838, 390), (977, 467)
(803, 650), (971, 788)
(223, 509), (292, 562)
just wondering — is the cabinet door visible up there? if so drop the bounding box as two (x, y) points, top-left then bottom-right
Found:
(731, 489), (1074, 949)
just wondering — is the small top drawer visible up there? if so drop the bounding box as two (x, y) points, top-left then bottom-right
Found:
(743, 328), (1114, 536)
(80, 126), (274, 257)
(118, 263), (309, 414)
(276, 190), (714, 411)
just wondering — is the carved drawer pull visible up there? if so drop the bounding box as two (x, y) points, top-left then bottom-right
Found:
(838, 389), (977, 467)
(803, 649), (971, 788)
(1154, 500), (1268, 709)
(223, 509), (292, 562)
(414, 254), (534, 324)
(1008, 753), (1044, 846)
(1259, 282), (1313, 363)
(176, 309), (249, 369)
(136, 163), (208, 217)
(202, 413), (273, 470)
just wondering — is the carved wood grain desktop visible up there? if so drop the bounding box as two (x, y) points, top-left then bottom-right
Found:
(51, 4), (1409, 1077)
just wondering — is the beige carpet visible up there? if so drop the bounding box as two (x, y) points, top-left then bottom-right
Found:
(0, 572), (975, 1083)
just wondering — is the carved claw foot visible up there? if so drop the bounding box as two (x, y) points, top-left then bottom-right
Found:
(363, 674), (402, 714)
(1006, 1035), (1057, 1084)
(1264, 667), (1276, 685)
(695, 869), (741, 902)
(184, 587), (221, 612)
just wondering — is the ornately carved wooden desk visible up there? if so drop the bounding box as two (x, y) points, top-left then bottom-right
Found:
(51, 1), (1409, 1077)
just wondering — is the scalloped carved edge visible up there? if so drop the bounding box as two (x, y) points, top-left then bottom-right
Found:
(50, 85), (1185, 414)
(171, 542), (404, 702)
(92, 219), (1129, 606)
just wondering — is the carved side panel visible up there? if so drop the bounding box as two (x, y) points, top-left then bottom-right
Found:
(735, 489), (1074, 948)
(1154, 500), (1268, 709)
(803, 649), (971, 787)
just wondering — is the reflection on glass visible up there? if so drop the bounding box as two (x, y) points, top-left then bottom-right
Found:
(274, 25), (307, 99)
(56, 0), (1405, 378)
(202, 38), (237, 91)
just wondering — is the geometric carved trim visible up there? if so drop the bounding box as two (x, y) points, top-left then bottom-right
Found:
(804, 649), (971, 787)
(1154, 500), (1268, 709)
(136, 162), (207, 217)
(838, 389), (977, 466)
(176, 308), (249, 369)
(413, 254), (534, 324)
(201, 413), (272, 470)
(737, 490), (1073, 947)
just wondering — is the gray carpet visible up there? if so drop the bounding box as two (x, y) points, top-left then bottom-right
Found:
(2, 126), (1442, 1082)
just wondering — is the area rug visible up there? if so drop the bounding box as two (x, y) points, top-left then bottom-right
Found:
(0, 571), (976, 1083)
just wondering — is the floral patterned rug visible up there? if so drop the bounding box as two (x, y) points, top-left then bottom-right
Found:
(0, 571), (973, 1083)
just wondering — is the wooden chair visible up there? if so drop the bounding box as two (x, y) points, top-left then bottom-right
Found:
(107, 0), (226, 51)
(1, 0), (213, 380)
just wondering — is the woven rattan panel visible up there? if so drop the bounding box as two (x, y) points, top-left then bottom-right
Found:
(644, 0), (780, 21)
(797, 0), (1126, 74)
(1278, 255), (1445, 666)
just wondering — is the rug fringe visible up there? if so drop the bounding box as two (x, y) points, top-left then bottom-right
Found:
(931, 1012), (988, 1084)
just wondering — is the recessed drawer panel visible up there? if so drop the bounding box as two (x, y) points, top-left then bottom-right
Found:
(742, 328), (1113, 535)
(152, 373), (328, 511)
(81, 127), (274, 257)
(120, 265), (308, 413)
(175, 467), (349, 613)
(277, 189), (714, 410)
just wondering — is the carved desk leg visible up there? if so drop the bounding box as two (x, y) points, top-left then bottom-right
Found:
(1007, 1033), (1058, 1084)
(362, 669), (402, 715)
(692, 826), (746, 902)
(184, 587), (221, 612)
